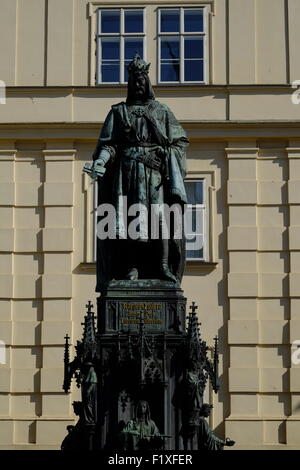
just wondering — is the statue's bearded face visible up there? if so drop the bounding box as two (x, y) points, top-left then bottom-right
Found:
(131, 73), (147, 100)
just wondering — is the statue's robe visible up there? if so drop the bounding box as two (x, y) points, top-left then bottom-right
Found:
(82, 367), (97, 425)
(93, 99), (189, 290)
(121, 418), (161, 451)
(197, 417), (226, 450)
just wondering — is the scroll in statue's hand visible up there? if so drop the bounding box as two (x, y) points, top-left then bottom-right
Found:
(83, 159), (106, 179)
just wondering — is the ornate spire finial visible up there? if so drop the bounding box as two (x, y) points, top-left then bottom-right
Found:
(81, 301), (97, 362)
(190, 302), (198, 315)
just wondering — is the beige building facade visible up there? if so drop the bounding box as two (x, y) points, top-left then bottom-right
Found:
(0, 0), (300, 449)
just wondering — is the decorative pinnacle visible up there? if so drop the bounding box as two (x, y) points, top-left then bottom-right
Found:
(86, 301), (93, 313)
(213, 336), (219, 353)
(189, 302), (198, 315)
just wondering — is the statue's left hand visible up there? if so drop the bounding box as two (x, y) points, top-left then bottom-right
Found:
(156, 146), (167, 158)
(225, 438), (235, 446)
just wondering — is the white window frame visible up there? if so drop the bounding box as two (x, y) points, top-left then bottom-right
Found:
(157, 6), (208, 85)
(96, 8), (146, 85)
(185, 178), (206, 262)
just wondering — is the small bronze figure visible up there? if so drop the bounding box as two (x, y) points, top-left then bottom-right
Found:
(121, 400), (163, 451)
(81, 362), (97, 425)
(61, 402), (85, 451)
(198, 404), (235, 450)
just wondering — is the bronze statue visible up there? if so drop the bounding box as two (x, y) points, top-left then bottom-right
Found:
(61, 402), (85, 451)
(81, 362), (97, 425)
(121, 400), (163, 451)
(84, 54), (189, 290)
(198, 404), (235, 450)
(172, 303), (221, 449)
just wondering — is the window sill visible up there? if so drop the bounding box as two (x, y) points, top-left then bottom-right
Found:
(156, 82), (207, 86)
(185, 260), (218, 271)
(94, 83), (208, 87)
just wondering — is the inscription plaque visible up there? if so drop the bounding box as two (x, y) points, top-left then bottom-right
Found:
(119, 301), (164, 331)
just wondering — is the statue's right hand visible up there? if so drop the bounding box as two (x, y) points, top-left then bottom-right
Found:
(93, 159), (106, 177)
(83, 159), (106, 179)
(83, 162), (96, 179)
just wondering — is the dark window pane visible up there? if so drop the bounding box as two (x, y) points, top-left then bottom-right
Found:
(185, 207), (203, 234)
(101, 10), (120, 34)
(102, 39), (120, 60)
(184, 9), (204, 32)
(184, 60), (204, 81)
(124, 38), (143, 81)
(161, 38), (180, 59)
(125, 10), (143, 33)
(184, 37), (203, 59)
(124, 61), (130, 82)
(185, 181), (203, 204)
(125, 38), (143, 59)
(101, 61), (119, 82)
(186, 235), (204, 259)
(160, 9), (180, 32)
(161, 62), (180, 82)
(186, 247), (204, 259)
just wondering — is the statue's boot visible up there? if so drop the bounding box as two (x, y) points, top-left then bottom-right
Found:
(160, 238), (177, 283)
(126, 267), (138, 281)
(160, 262), (177, 283)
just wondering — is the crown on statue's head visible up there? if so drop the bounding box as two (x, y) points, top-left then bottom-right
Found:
(127, 53), (150, 76)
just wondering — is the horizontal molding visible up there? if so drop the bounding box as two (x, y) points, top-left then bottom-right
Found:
(4, 84), (295, 93)
(185, 261), (218, 270)
(1, 125), (300, 144)
(1, 121), (300, 129)
(0, 417), (74, 421)
(227, 416), (300, 423)
(42, 150), (76, 161)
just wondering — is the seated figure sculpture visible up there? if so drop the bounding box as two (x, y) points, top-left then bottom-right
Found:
(84, 54), (189, 290)
(198, 404), (235, 450)
(61, 402), (85, 451)
(121, 400), (163, 451)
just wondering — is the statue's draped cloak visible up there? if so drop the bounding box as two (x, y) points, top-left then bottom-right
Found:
(198, 418), (225, 450)
(82, 367), (97, 425)
(94, 100), (189, 290)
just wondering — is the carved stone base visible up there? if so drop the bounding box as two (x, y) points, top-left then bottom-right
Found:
(97, 280), (186, 334)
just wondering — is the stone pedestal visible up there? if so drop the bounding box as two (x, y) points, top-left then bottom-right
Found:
(98, 280), (186, 335)
(96, 280), (187, 450)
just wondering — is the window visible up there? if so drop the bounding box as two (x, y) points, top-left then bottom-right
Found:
(158, 8), (206, 83)
(185, 179), (206, 261)
(96, 8), (145, 84)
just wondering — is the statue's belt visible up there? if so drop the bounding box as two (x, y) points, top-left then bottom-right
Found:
(121, 147), (163, 171)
